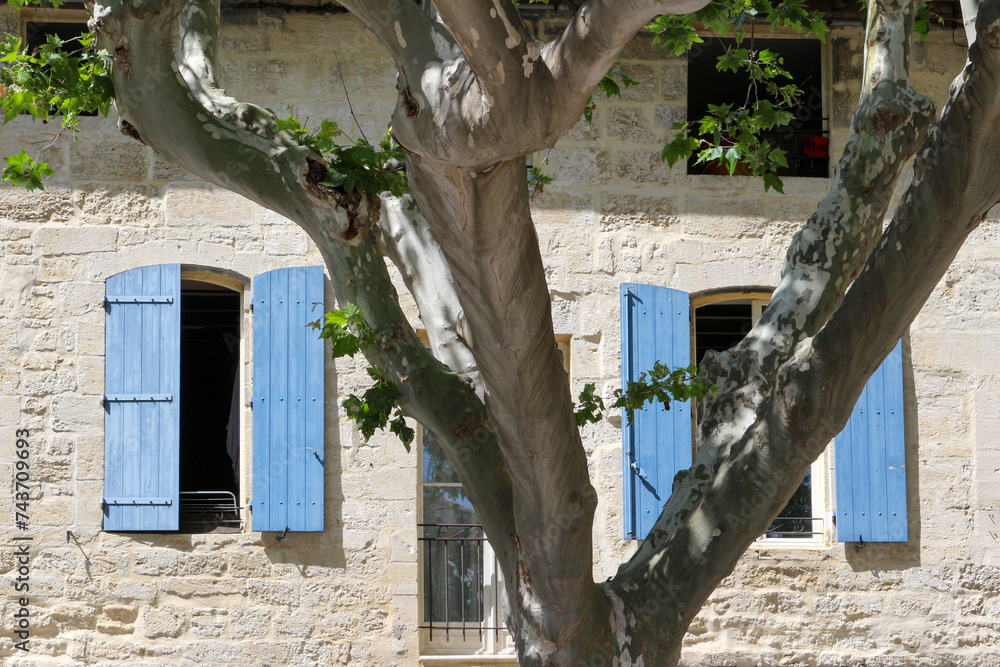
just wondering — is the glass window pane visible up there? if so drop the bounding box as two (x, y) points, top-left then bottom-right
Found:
(422, 427), (460, 484)
(766, 469), (814, 538)
(422, 486), (478, 527)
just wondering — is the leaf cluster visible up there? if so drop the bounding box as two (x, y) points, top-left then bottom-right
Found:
(313, 302), (414, 450)
(649, 0), (827, 191)
(575, 363), (716, 427)
(648, 0), (826, 54)
(527, 165), (552, 193)
(663, 100), (792, 193)
(584, 66), (639, 124)
(2, 149), (52, 190)
(1, 25), (114, 189)
(343, 366), (414, 451)
(276, 116), (408, 197)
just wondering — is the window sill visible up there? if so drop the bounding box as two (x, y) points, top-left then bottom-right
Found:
(750, 538), (829, 552)
(419, 655), (517, 666)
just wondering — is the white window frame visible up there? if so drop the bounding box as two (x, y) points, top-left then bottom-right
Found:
(692, 291), (827, 547)
(417, 338), (569, 661)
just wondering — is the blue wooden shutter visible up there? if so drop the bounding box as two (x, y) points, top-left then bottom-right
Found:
(252, 266), (325, 532)
(835, 340), (907, 542)
(621, 284), (692, 540)
(103, 264), (181, 531)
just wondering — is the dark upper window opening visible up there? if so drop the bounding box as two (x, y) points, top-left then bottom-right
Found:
(687, 37), (828, 178)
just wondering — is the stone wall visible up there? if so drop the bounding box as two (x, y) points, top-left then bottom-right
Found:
(0, 5), (998, 666)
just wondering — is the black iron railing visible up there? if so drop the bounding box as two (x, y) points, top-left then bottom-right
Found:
(418, 523), (506, 642)
(762, 516), (824, 539)
(179, 490), (242, 533)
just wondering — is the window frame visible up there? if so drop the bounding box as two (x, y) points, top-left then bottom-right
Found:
(19, 7), (92, 43)
(181, 269), (250, 532)
(685, 29), (832, 182)
(416, 337), (569, 660)
(692, 289), (828, 547)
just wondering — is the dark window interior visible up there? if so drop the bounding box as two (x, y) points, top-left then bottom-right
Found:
(688, 37), (828, 178)
(24, 20), (88, 53)
(694, 302), (752, 365)
(24, 20), (98, 117)
(695, 299), (815, 537)
(179, 280), (242, 532)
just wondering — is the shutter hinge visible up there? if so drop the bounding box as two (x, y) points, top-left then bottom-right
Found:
(102, 497), (173, 507)
(103, 394), (173, 406)
(104, 296), (174, 305)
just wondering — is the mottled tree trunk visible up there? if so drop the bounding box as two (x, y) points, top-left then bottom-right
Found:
(93, 0), (1000, 662)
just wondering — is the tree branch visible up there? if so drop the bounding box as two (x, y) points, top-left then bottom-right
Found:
(333, 0), (441, 79)
(605, 0), (941, 659)
(95, 0), (519, 574)
(694, 0), (933, 454)
(406, 156), (602, 653)
(814, 0), (1000, 423)
(377, 192), (482, 391)
(524, 0), (709, 141)
(431, 0), (534, 93)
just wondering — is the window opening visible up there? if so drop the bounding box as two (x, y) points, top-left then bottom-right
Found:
(694, 296), (823, 541)
(419, 429), (500, 642)
(418, 339), (568, 654)
(178, 279), (242, 533)
(687, 37), (828, 178)
(20, 11), (97, 117)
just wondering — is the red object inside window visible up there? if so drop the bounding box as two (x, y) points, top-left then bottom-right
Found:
(802, 135), (829, 157)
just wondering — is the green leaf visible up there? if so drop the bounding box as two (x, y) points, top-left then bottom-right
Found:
(575, 383), (606, 427)
(390, 412), (415, 452)
(763, 172), (785, 194)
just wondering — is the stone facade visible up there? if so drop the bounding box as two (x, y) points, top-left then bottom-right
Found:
(0, 5), (998, 666)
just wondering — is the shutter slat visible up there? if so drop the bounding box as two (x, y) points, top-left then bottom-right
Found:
(621, 284), (692, 540)
(138, 266), (160, 531)
(122, 268), (142, 530)
(883, 345), (907, 541)
(104, 272), (126, 529)
(835, 340), (907, 542)
(252, 266), (326, 532)
(157, 266), (181, 530)
(252, 270), (272, 530)
(305, 272), (325, 530)
(286, 267), (306, 531)
(104, 265), (181, 531)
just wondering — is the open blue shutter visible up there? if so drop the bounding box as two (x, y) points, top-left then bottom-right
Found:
(621, 284), (692, 540)
(835, 339), (907, 542)
(252, 266), (325, 532)
(103, 264), (181, 531)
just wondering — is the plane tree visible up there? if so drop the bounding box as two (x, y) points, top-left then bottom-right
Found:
(4, 0), (1000, 663)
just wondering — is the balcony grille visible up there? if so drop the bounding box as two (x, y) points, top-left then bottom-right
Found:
(418, 523), (507, 642)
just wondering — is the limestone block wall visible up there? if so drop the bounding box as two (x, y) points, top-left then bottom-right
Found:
(0, 5), (997, 666)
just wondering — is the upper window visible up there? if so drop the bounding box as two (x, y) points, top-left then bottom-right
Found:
(620, 284), (908, 544)
(21, 8), (90, 54)
(688, 37), (828, 179)
(101, 264), (326, 534)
